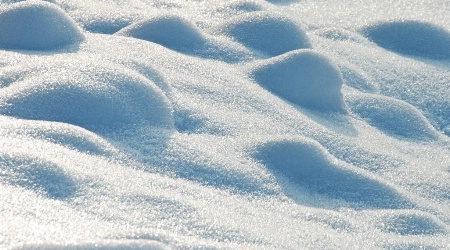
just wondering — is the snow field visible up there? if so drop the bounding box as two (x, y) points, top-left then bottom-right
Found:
(0, 0), (450, 249)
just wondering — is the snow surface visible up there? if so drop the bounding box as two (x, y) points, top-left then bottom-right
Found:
(1, 0), (450, 249)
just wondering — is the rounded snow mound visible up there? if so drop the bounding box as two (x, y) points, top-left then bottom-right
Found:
(376, 211), (448, 236)
(116, 14), (253, 62)
(0, 153), (77, 200)
(265, 0), (299, 5)
(252, 138), (412, 209)
(361, 20), (450, 59)
(249, 49), (346, 113)
(216, 1), (266, 14)
(1, 117), (118, 156)
(116, 15), (206, 52)
(0, 1), (84, 51)
(26, 240), (169, 250)
(219, 12), (311, 56)
(0, 62), (174, 134)
(347, 93), (440, 141)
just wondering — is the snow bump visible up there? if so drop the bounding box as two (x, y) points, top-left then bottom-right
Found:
(0, 117), (118, 156)
(116, 14), (252, 62)
(219, 12), (311, 56)
(0, 153), (77, 200)
(347, 93), (441, 141)
(116, 15), (206, 53)
(252, 138), (413, 209)
(362, 20), (450, 59)
(249, 49), (347, 113)
(0, 1), (84, 51)
(376, 211), (448, 236)
(216, 1), (266, 14)
(0, 62), (174, 134)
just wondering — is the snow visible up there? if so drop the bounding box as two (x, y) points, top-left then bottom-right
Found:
(347, 93), (441, 141)
(0, 57), (174, 133)
(1, 0), (450, 249)
(362, 20), (450, 59)
(116, 14), (252, 62)
(248, 49), (346, 112)
(0, 1), (84, 50)
(218, 11), (311, 56)
(116, 15), (206, 53)
(252, 137), (414, 210)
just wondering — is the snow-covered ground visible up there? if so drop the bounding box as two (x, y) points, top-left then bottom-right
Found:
(1, 0), (450, 249)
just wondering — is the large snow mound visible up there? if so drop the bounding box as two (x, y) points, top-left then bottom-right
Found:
(0, 1), (84, 51)
(0, 59), (173, 134)
(248, 49), (346, 112)
(218, 12), (311, 56)
(361, 20), (450, 59)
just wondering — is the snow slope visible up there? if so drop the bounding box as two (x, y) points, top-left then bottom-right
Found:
(1, 0), (450, 249)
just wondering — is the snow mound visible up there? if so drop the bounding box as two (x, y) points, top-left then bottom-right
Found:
(219, 12), (311, 56)
(22, 240), (170, 250)
(0, 116), (118, 156)
(0, 62), (173, 134)
(252, 138), (412, 209)
(265, 0), (299, 5)
(376, 211), (448, 236)
(116, 15), (206, 52)
(0, 1), (84, 51)
(116, 14), (252, 62)
(0, 152), (77, 200)
(347, 93), (440, 141)
(361, 20), (450, 59)
(249, 49), (347, 113)
(216, 1), (266, 14)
